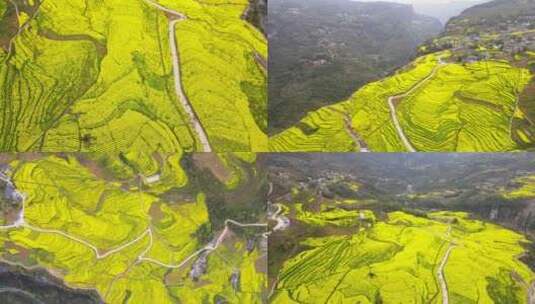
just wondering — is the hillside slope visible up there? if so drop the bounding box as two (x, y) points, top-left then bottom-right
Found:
(270, 0), (535, 152)
(267, 153), (535, 303)
(268, 0), (442, 133)
(0, 152), (267, 303)
(0, 0), (267, 153)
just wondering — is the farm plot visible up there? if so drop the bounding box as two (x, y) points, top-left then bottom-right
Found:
(272, 211), (534, 303)
(0, 154), (267, 303)
(0, 0), (267, 152)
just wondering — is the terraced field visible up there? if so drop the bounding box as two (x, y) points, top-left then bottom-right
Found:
(270, 52), (532, 152)
(294, 204), (375, 228)
(503, 174), (535, 200)
(272, 211), (534, 303)
(0, 153), (267, 303)
(0, 0), (267, 152)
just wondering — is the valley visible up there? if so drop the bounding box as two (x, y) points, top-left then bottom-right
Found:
(266, 153), (535, 303)
(269, 0), (535, 152)
(268, 0), (442, 134)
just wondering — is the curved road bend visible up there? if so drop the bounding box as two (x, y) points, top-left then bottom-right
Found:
(1, 172), (267, 270)
(143, 0), (212, 152)
(388, 60), (445, 152)
(265, 183), (290, 234)
(510, 97), (520, 140)
(388, 96), (417, 152)
(4, 0), (41, 63)
(4, 0), (20, 58)
(138, 219), (267, 269)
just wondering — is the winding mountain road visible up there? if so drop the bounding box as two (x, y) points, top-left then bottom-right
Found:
(3, 0), (21, 59)
(139, 219), (267, 269)
(143, 0), (212, 152)
(387, 60), (445, 152)
(266, 182), (290, 234)
(510, 97), (520, 140)
(1, 171), (268, 274)
(388, 95), (417, 152)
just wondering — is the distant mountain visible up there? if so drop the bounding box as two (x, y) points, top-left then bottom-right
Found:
(272, 154), (535, 233)
(419, 0), (535, 45)
(268, 0), (442, 134)
(452, 0), (535, 20)
(411, 0), (488, 24)
(352, 0), (490, 25)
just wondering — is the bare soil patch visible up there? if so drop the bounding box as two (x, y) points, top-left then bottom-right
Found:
(193, 154), (231, 184)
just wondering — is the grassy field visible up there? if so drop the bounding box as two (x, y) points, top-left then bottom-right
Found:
(272, 211), (534, 303)
(270, 52), (532, 152)
(0, 154), (266, 303)
(0, 0), (266, 152)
